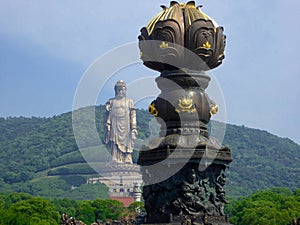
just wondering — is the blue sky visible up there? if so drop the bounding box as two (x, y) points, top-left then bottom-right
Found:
(0, 0), (299, 144)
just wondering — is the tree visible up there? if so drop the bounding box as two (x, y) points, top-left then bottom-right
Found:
(128, 201), (145, 213)
(92, 199), (126, 222)
(51, 198), (78, 217)
(75, 200), (95, 225)
(228, 188), (300, 225)
(1, 196), (60, 225)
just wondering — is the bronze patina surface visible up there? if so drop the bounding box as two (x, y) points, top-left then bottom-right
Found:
(138, 1), (232, 224)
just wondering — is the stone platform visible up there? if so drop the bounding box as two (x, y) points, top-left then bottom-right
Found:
(87, 163), (142, 198)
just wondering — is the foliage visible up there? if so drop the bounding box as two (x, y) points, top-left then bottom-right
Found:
(8, 177), (108, 200)
(63, 183), (109, 200)
(91, 199), (126, 222)
(0, 115), (77, 185)
(60, 175), (87, 187)
(219, 121), (300, 198)
(50, 151), (86, 167)
(75, 200), (96, 224)
(128, 201), (145, 213)
(0, 192), (32, 209)
(0, 107), (300, 199)
(0, 189), (299, 225)
(226, 188), (300, 225)
(51, 198), (77, 217)
(0, 193), (60, 225)
(47, 163), (97, 176)
(0, 192), (129, 224)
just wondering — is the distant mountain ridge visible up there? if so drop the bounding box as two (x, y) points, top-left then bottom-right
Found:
(0, 106), (299, 199)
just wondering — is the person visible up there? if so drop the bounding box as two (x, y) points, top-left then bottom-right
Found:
(104, 80), (138, 164)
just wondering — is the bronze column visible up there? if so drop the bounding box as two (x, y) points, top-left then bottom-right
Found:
(138, 2), (232, 224)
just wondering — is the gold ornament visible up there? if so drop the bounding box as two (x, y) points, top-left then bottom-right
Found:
(210, 103), (218, 116)
(175, 97), (196, 113)
(202, 41), (211, 49)
(159, 41), (169, 49)
(148, 102), (159, 117)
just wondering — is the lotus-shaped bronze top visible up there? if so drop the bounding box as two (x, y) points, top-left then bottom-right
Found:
(138, 1), (226, 72)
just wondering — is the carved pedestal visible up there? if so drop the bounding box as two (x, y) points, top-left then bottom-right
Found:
(137, 2), (232, 224)
(139, 153), (231, 224)
(138, 71), (232, 225)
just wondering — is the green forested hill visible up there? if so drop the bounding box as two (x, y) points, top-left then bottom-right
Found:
(222, 124), (300, 197)
(0, 106), (299, 199)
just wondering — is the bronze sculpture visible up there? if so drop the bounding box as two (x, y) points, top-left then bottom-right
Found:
(138, 1), (232, 224)
(105, 80), (138, 164)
